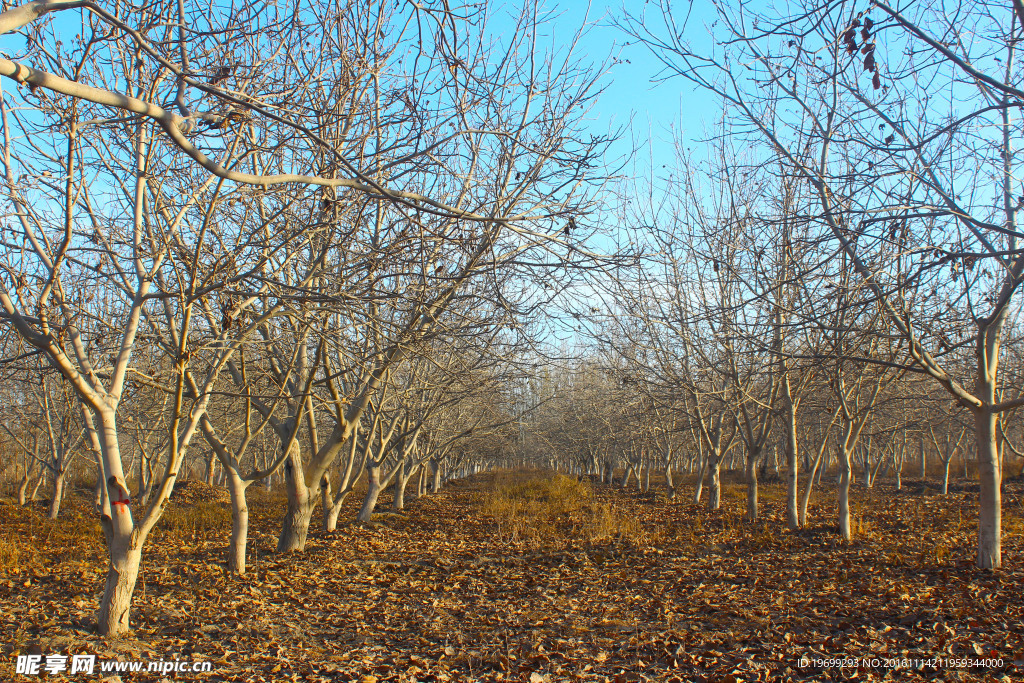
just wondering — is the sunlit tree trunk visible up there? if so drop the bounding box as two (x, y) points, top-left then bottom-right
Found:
(838, 443), (852, 542)
(745, 449), (759, 522)
(784, 376), (799, 530)
(693, 451), (707, 504)
(432, 458), (442, 492)
(357, 461), (384, 523)
(95, 409), (141, 637)
(225, 471), (250, 574)
(707, 456), (722, 511)
(278, 443), (314, 552)
(47, 466), (66, 519)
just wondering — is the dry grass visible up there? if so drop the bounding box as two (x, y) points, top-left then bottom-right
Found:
(479, 470), (642, 548)
(154, 500), (232, 541)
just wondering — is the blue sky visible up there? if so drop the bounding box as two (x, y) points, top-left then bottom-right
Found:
(526, 0), (722, 179)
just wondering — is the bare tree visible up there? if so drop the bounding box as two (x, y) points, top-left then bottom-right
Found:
(621, 0), (1024, 568)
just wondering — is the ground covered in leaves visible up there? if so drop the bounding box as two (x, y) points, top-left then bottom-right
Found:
(2, 470), (1023, 682)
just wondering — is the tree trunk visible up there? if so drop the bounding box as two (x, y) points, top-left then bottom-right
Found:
(975, 407), (1001, 569)
(17, 470), (30, 506)
(393, 462), (414, 511)
(641, 465), (650, 493)
(432, 459), (442, 493)
(919, 437), (927, 479)
(799, 447), (827, 529)
(29, 471), (45, 502)
(693, 453), (707, 504)
(707, 458), (721, 511)
(48, 467), (66, 519)
(838, 446), (853, 541)
(867, 449), (886, 489)
(137, 452), (152, 506)
(357, 462), (383, 523)
(894, 447), (903, 490)
(92, 407), (141, 637)
(225, 471), (250, 574)
(784, 379), (799, 530)
(324, 490), (349, 532)
(320, 475), (333, 531)
(277, 448), (313, 552)
(205, 451), (217, 486)
(416, 465), (426, 497)
(746, 453), (758, 522)
(97, 542), (142, 637)
(620, 464), (633, 489)
(665, 464), (675, 500)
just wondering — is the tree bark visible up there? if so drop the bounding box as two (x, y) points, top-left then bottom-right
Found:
(393, 461), (415, 511)
(17, 467), (31, 506)
(416, 464), (426, 497)
(746, 452), (758, 522)
(693, 452), (707, 504)
(29, 471), (44, 502)
(357, 462), (383, 523)
(838, 446), (853, 541)
(204, 450), (217, 486)
(785, 403), (799, 530)
(97, 542), (142, 637)
(94, 408), (140, 637)
(799, 445), (828, 528)
(432, 458), (442, 493)
(277, 445), (314, 552)
(47, 467), (65, 519)
(707, 458), (721, 511)
(225, 471), (250, 574)
(919, 437), (927, 479)
(975, 407), (1001, 569)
